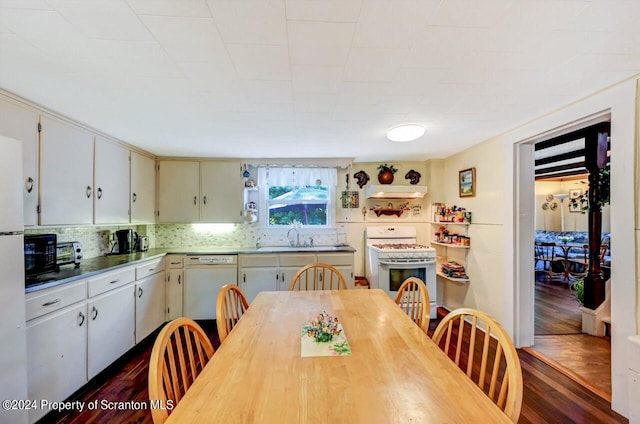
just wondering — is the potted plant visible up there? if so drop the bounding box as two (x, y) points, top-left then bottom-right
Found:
(570, 278), (584, 305)
(569, 169), (610, 213)
(377, 164), (397, 184)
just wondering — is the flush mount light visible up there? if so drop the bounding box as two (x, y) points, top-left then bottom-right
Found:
(386, 124), (425, 142)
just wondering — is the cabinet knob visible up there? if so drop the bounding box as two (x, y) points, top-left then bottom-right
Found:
(97, 187), (103, 199)
(132, 192), (137, 203)
(25, 177), (34, 193)
(86, 186), (92, 198)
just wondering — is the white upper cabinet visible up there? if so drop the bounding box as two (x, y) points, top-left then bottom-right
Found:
(39, 115), (94, 226)
(130, 152), (156, 224)
(94, 137), (130, 224)
(0, 97), (39, 226)
(158, 160), (200, 223)
(158, 160), (243, 223)
(200, 161), (243, 223)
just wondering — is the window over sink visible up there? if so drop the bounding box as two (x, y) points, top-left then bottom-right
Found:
(257, 167), (337, 227)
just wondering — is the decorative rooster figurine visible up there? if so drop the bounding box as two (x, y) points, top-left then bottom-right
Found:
(353, 170), (370, 188)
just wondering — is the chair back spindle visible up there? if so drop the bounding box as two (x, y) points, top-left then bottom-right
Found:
(432, 308), (523, 423)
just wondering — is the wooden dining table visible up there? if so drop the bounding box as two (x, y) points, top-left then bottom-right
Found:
(165, 289), (512, 423)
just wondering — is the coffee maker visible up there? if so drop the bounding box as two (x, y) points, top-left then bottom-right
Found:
(115, 229), (136, 254)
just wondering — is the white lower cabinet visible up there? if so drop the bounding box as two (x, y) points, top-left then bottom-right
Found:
(27, 303), (87, 423)
(166, 269), (183, 320)
(238, 251), (355, 297)
(135, 271), (166, 343)
(87, 284), (135, 379)
(238, 254), (279, 303)
(278, 254), (317, 291)
(317, 253), (355, 289)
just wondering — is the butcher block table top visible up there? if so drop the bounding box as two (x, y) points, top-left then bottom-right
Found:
(165, 289), (511, 423)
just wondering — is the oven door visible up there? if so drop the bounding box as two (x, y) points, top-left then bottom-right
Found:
(378, 259), (437, 318)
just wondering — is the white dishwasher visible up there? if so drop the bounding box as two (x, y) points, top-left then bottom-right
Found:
(184, 255), (238, 319)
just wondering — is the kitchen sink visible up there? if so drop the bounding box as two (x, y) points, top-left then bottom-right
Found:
(256, 246), (342, 252)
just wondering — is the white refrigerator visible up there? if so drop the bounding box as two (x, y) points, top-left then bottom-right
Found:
(0, 136), (28, 423)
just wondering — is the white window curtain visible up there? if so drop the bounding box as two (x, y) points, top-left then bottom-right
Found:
(257, 167), (338, 187)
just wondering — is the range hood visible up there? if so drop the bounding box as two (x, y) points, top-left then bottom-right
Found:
(364, 185), (428, 199)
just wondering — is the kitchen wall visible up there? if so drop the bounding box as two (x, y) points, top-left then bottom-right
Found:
(435, 136), (506, 323)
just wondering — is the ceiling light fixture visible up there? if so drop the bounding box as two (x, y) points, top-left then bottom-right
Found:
(386, 124), (425, 142)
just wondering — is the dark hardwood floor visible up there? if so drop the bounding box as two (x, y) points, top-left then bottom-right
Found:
(534, 271), (582, 335)
(39, 313), (627, 424)
(532, 270), (613, 403)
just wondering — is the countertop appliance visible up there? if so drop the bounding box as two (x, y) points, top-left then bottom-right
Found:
(365, 226), (437, 318)
(24, 233), (57, 278)
(0, 136), (28, 422)
(115, 229), (136, 254)
(184, 255), (238, 319)
(136, 236), (149, 252)
(56, 241), (82, 267)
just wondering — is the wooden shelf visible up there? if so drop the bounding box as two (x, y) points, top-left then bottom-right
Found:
(430, 221), (470, 225)
(436, 271), (470, 284)
(370, 207), (409, 217)
(431, 241), (470, 249)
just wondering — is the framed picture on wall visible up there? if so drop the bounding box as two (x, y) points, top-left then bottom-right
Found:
(459, 167), (476, 197)
(569, 201), (582, 213)
(569, 189), (582, 199)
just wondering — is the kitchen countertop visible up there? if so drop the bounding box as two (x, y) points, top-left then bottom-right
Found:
(25, 245), (356, 293)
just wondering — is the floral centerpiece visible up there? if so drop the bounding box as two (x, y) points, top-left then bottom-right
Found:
(558, 235), (573, 244)
(305, 312), (341, 343)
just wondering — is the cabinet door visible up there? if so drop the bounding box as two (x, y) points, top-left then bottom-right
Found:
(94, 137), (130, 224)
(158, 161), (199, 222)
(279, 266), (303, 291)
(200, 161), (243, 223)
(87, 285), (135, 379)
(239, 267), (278, 303)
(166, 269), (183, 321)
(0, 97), (39, 226)
(135, 271), (166, 343)
(317, 253), (355, 289)
(27, 304), (87, 423)
(130, 152), (156, 223)
(39, 115), (94, 225)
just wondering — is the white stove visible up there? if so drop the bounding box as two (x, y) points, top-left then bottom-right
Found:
(365, 226), (437, 318)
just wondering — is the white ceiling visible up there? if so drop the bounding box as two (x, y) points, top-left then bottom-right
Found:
(1, 0), (639, 162)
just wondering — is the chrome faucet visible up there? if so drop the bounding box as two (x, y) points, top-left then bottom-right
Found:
(287, 228), (300, 247)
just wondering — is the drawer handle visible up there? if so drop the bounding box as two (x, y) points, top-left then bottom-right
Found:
(78, 311), (85, 326)
(149, 267), (156, 272)
(109, 279), (120, 284)
(91, 306), (98, 320)
(170, 261), (180, 265)
(25, 177), (34, 193)
(43, 298), (61, 307)
(138, 287), (143, 298)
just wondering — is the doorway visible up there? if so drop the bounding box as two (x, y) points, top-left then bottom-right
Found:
(526, 120), (613, 400)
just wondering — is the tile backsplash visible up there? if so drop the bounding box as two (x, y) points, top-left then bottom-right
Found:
(25, 225), (154, 259)
(25, 223), (347, 258)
